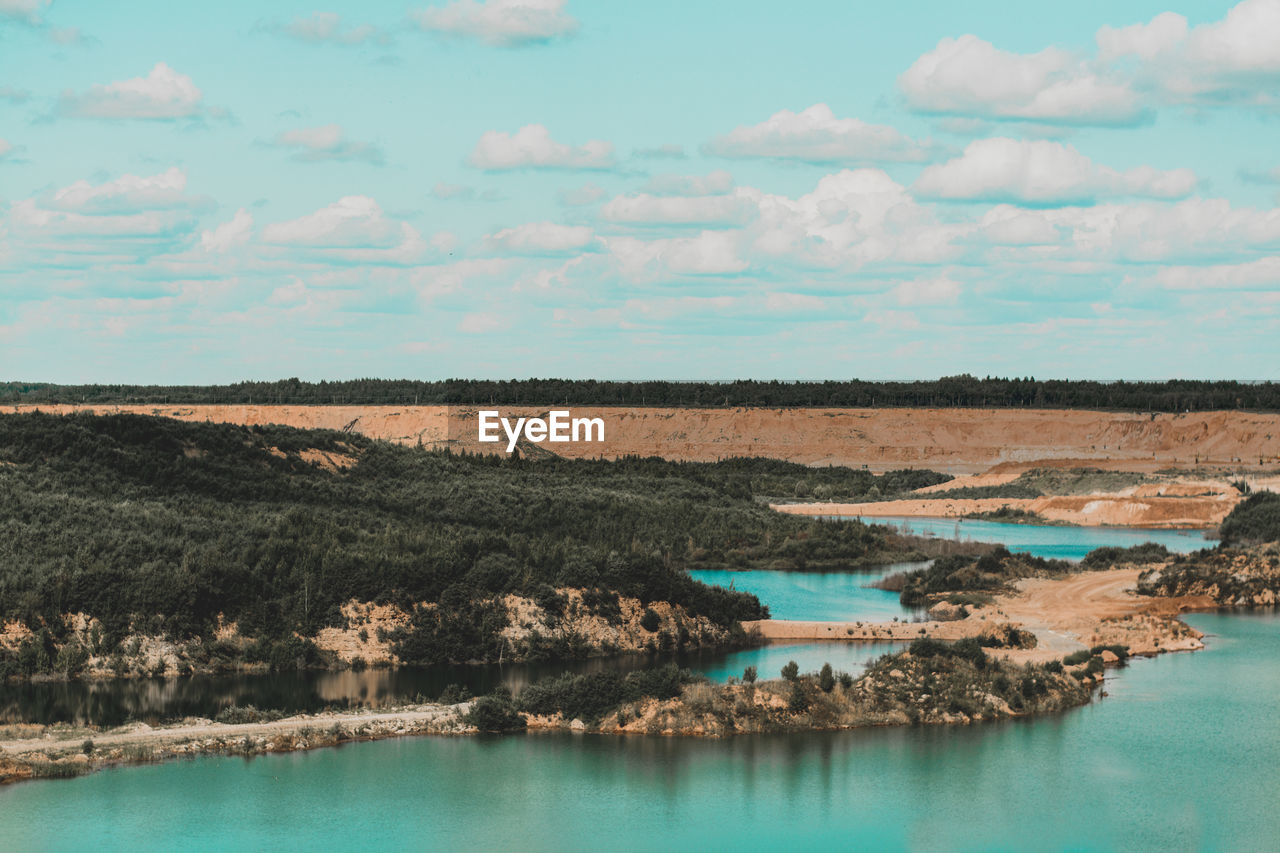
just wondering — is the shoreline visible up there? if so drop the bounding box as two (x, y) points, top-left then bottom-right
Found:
(0, 567), (1214, 786)
(774, 498), (1231, 529)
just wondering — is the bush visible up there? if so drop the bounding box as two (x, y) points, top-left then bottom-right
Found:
(639, 608), (661, 633)
(1219, 491), (1280, 547)
(742, 665), (757, 684)
(780, 661), (800, 681)
(464, 695), (526, 732)
(1080, 543), (1171, 569)
(1062, 650), (1091, 666)
(818, 662), (835, 693)
(787, 682), (810, 712)
(518, 664), (692, 723)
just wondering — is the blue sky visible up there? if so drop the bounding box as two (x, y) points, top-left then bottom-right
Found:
(1, 0), (1278, 382)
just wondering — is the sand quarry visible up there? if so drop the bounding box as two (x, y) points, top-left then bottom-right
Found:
(12, 403), (1278, 528)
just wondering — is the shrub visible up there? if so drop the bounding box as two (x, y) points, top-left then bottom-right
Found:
(639, 608), (661, 633)
(1062, 650), (1091, 666)
(464, 695), (526, 732)
(787, 682), (810, 712)
(742, 665), (757, 684)
(1080, 543), (1171, 570)
(780, 661), (800, 681)
(818, 663), (835, 693)
(1219, 491), (1280, 547)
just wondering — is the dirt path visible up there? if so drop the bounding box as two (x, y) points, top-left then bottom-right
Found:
(0, 705), (459, 756)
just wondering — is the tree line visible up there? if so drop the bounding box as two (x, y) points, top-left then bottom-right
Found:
(4, 375), (1278, 411)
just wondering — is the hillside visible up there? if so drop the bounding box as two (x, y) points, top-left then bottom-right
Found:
(9, 404), (1280, 474)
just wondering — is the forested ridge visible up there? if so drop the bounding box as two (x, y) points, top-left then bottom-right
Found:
(0, 413), (923, 673)
(4, 376), (1277, 411)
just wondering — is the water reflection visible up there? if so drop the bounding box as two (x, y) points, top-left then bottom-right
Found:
(2, 639), (905, 727)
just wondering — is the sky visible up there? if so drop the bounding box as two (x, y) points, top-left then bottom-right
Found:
(1, 0), (1279, 383)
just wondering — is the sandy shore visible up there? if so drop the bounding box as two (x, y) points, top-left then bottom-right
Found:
(774, 494), (1237, 528)
(750, 568), (1212, 663)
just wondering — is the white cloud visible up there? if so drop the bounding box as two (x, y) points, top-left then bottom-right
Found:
(58, 63), (206, 121)
(432, 181), (475, 200)
(640, 170), (734, 196)
(278, 12), (385, 45)
(0, 0), (48, 24)
(484, 221), (597, 254)
(261, 196), (426, 263)
(893, 275), (960, 306)
(900, 35), (1147, 126)
(557, 183), (607, 206)
(863, 309), (921, 331)
(633, 144), (686, 159)
(0, 86), (31, 103)
(605, 231), (748, 278)
(0, 139), (12, 159)
(273, 124), (385, 165)
(914, 138), (1197, 205)
(1242, 166), (1280, 184)
(42, 167), (211, 214)
(469, 124), (614, 170)
(1100, 0), (1280, 107)
(764, 292), (825, 313)
(201, 209), (253, 253)
(601, 190), (757, 227)
(1154, 257), (1280, 290)
(410, 0), (577, 47)
(459, 312), (509, 333)
(706, 104), (932, 163)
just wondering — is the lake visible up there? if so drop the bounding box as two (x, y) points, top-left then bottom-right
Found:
(2, 611), (1275, 851)
(853, 514), (1214, 561)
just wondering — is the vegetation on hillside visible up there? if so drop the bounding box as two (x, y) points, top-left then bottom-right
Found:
(0, 412), (936, 678)
(1218, 491), (1280, 547)
(5, 375), (1278, 411)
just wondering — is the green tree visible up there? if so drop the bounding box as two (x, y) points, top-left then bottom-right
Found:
(742, 665), (757, 684)
(781, 660), (799, 681)
(818, 662), (835, 693)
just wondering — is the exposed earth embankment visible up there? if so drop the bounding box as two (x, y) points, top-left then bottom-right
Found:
(10, 404), (1279, 473)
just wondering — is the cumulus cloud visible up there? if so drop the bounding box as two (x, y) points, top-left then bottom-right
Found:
(200, 209), (253, 253)
(1154, 256), (1280, 290)
(893, 275), (961, 306)
(410, 0), (577, 47)
(903, 2), (1280, 124)
(275, 12), (386, 45)
(41, 167), (212, 214)
(640, 170), (734, 196)
(272, 124), (386, 165)
(483, 221), (597, 254)
(261, 196), (426, 263)
(601, 191), (757, 227)
(900, 35), (1147, 126)
(914, 138), (1197, 205)
(469, 124), (614, 170)
(432, 181), (475, 200)
(606, 231), (748, 278)
(57, 63), (206, 121)
(633, 144), (686, 159)
(557, 183), (607, 206)
(0, 0), (48, 24)
(706, 104), (933, 163)
(1102, 0), (1280, 108)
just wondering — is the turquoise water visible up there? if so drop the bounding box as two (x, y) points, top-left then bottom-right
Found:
(690, 562), (923, 622)
(5, 641), (902, 728)
(858, 515), (1213, 561)
(2, 611), (1275, 851)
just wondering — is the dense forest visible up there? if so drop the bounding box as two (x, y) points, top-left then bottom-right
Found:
(0, 413), (926, 674)
(4, 376), (1278, 411)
